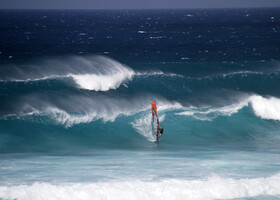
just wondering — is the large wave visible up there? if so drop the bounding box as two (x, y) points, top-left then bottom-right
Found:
(176, 95), (280, 122)
(3, 94), (182, 128)
(4, 94), (280, 128)
(0, 55), (135, 91)
(1, 173), (280, 200)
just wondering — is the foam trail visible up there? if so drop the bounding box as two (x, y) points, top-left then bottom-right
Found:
(131, 113), (165, 141)
(1, 174), (280, 200)
(131, 101), (180, 141)
(135, 71), (184, 78)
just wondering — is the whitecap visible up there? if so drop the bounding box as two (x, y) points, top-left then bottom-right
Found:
(1, 173), (280, 200)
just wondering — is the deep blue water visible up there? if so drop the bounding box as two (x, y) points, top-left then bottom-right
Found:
(0, 8), (280, 200)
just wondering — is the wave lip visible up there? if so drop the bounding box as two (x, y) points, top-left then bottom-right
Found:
(14, 96), (158, 128)
(43, 104), (143, 128)
(71, 68), (134, 91)
(70, 56), (134, 91)
(1, 173), (280, 200)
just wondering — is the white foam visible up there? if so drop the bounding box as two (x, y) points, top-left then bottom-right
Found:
(71, 69), (134, 91)
(131, 113), (166, 142)
(250, 95), (280, 121)
(64, 56), (134, 91)
(1, 174), (280, 200)
(131, 113), (157, 141)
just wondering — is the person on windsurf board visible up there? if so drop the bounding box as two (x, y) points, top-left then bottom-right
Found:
(151, 101), (163, 141)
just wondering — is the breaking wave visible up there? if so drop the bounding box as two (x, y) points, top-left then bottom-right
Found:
(0, 55), (135, 91)
(250, 95), (280, 121)
(4, 94), (280, 129)
(0, 55), (185, 92)
(1, 173), (280, 200)
(176, 95), (280, 122)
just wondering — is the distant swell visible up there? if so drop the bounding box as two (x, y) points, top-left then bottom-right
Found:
(1, 174), (280, 200)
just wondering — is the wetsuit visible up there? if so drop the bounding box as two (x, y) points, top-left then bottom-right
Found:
(159, 127), (164, 135)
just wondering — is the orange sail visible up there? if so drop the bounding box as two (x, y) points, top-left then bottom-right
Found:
(151, 101), (160, 140)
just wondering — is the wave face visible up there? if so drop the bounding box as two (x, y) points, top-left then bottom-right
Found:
(1, 8), (280, 200)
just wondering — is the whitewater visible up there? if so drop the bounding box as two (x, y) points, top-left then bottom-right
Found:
(1, 174), (280, 200)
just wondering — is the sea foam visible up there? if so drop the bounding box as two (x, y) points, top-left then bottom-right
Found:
(250, 95), (280, 121)
(1, 174), (280, 200)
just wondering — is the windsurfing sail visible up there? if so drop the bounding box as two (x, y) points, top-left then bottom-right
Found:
(151, 101), (160, 141)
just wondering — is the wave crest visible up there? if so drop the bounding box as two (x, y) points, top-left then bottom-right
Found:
(176, 98), (249, 121)
(250, 95), (280, 121)
(176, 95), (280, 122)
(0, 55), (135, 91)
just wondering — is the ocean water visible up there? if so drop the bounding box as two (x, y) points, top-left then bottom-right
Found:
(1, 8), (280, 200)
